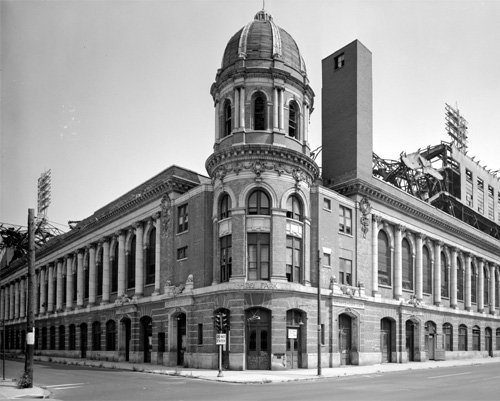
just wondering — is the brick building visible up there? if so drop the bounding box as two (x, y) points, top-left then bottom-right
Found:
(1, 9), (499, 370)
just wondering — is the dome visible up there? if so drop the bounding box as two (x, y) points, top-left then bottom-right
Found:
(221, 10), (307, 76)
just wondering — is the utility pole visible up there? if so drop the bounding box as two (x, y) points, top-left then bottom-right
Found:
(317, 249), (322, 376)
(24, 208), (35, 387)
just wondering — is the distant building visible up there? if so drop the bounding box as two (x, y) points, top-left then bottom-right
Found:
(1, 9), (499, 370)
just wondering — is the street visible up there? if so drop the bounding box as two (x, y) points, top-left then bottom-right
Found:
(2, 359), (500, 401)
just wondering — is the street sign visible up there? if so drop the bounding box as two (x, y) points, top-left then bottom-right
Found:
(216, 333), (226, 345)
(288, 328), (298, 339)
(26, 332), (35, 345)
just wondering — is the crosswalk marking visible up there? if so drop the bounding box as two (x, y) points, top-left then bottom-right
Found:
(427, 371), (471, 379)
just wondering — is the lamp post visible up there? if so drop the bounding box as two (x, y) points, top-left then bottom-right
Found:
(317, 249), (322, 376)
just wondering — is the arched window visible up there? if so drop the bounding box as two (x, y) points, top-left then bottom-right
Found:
(402, 238), (413, 290)
(288, 102), (298, 138)
(471, 263), (477, 304)
(457, 258), (464, 301)
(223, 100), (232, 137)
(423, 246), (432, 294)
(97, 247), (103, 297)
(458, 324), (467, 351)
(111, 242), (118, 293)
(127, 236), (136, 289)
(286, 195), (303, 221)
(496, 328), (500, 351)
(92, 321), (101, 351)
(219, 193), (232, 220)
(145, 228), (156, 286)
(443, 323), (453, 351)
(441, 252), (449, 298)
(247, 190), (270, 215)
(472, 326), (480, 350)
(378, 231), (391, 286)
(58, 325), (65, 350)
(106, 320), (116, 351)
(254, 95), (266, 130)
(484, 266), (489, 306)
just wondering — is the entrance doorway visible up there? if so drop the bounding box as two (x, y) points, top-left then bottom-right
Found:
(140, 316), (153, 363)
(406, 320), (417, 361)
(380, 318), (393, 363)
(246, 308), (271, 370)
(286, 309), (305, 369)
(176, 313), (186, 366)
(339, 313), (352, 365)
(80, 323), (87, 359)
(425, 321), (437, 360)
(120, 317), (132, 362)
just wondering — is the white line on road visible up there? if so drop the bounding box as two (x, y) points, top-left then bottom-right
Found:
(427, 371), (472, 379)
(45, 383), (85, 388)
(51, 385), (84, 390)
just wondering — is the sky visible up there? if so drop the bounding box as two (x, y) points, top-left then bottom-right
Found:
(1, 0), (500, 231)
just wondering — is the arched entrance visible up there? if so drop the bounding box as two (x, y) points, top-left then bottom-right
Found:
(140, 316), (153, 363)
(286, 309), (306, 369)
(79, 323), (87, 359)
(339, 313), (352, 365)
(485, 327), (493, 357)
(120, 317), (132, 362)
(246, 308), (271, 370)
(405, 319), (418, 361)
(380, 318), (395, 363)
(176, 313), (186, 366)
(425, 321), (437, 360)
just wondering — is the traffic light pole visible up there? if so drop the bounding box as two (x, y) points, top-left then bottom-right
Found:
(217, 344), (223, 377)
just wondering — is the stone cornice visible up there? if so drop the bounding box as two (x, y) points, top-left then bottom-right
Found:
(335, 178), (500, 256)
(206, 144), (319, 185)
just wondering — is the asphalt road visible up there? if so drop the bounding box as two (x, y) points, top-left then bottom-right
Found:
(3, 359), (500, 401)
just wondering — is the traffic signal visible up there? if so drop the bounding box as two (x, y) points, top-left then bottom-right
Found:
(221, 312), (229, 332)
(214, 313), (222, 332)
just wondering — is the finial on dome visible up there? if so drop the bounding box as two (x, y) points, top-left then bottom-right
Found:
(254, 6), (272, 21)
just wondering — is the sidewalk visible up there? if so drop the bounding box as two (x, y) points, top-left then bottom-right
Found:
(1, 356), (498, 399)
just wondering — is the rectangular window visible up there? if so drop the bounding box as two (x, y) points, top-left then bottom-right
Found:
(498, 192), (500, 223)
(158, 332), (165, 353)
(339, 258), (352, 285)
(197, 324), (203, 345)
(177, 204), (189, 233)
(321, 324), (325, 345)
(220, 235), (232, 283)
(247, 233), (270, 281)
(286, 236), (302, 283)
(457, 268), (464, 301)
(339, 205), (352, 235)
(334, 53), (345, 69)
(323, 252), (331, 267)
(177, 246), (188, 260)
(465, 169), (473, 207)
(488, 185), (494, 220)
(323, 198), (331, 211)
(477, 178), (484, 214)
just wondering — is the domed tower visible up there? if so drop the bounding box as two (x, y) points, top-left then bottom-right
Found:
(206, 10), (319, 286)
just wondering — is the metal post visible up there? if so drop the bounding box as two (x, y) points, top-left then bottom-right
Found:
(217, 344), (223, 377)
(24, 208), (35, 387)
(317, 249), (322, 376)
(2, 319), (5, 380)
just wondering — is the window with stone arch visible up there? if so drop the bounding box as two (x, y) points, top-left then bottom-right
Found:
(472, 325), (480, 350)
(247, 189), (270, 215)
(223, 99), (232, 137)
(484, 265), (489, 306)
(496, 328), (500, 351)
(458, 324), (467, 351)
(441, 251), (449, 298)
(288, 101), (299, 138)
(402, 237), (413, 290)
(443, 323), (453, 351)
(106, 320), (116, 351)
(457, 257), (464, 301)
(286, 194), (303, 221)
(219, 193), (232, 220)
(110, 242), (118, 293)
(253, 93), (267, 130)
(471, 262), (477, 304)
(377, 230), (391, 286)
(422, 245), (432, 294)
(145, 227), (156, 286)
(127, 235), (136, 290)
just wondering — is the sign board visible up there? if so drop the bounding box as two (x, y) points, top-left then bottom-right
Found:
(216, 333), (226, 345)
(26, 332), (35, 345)
(288, 328), (298, 339)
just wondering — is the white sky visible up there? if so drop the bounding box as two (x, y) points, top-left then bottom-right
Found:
(1, 0), (500, 230)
